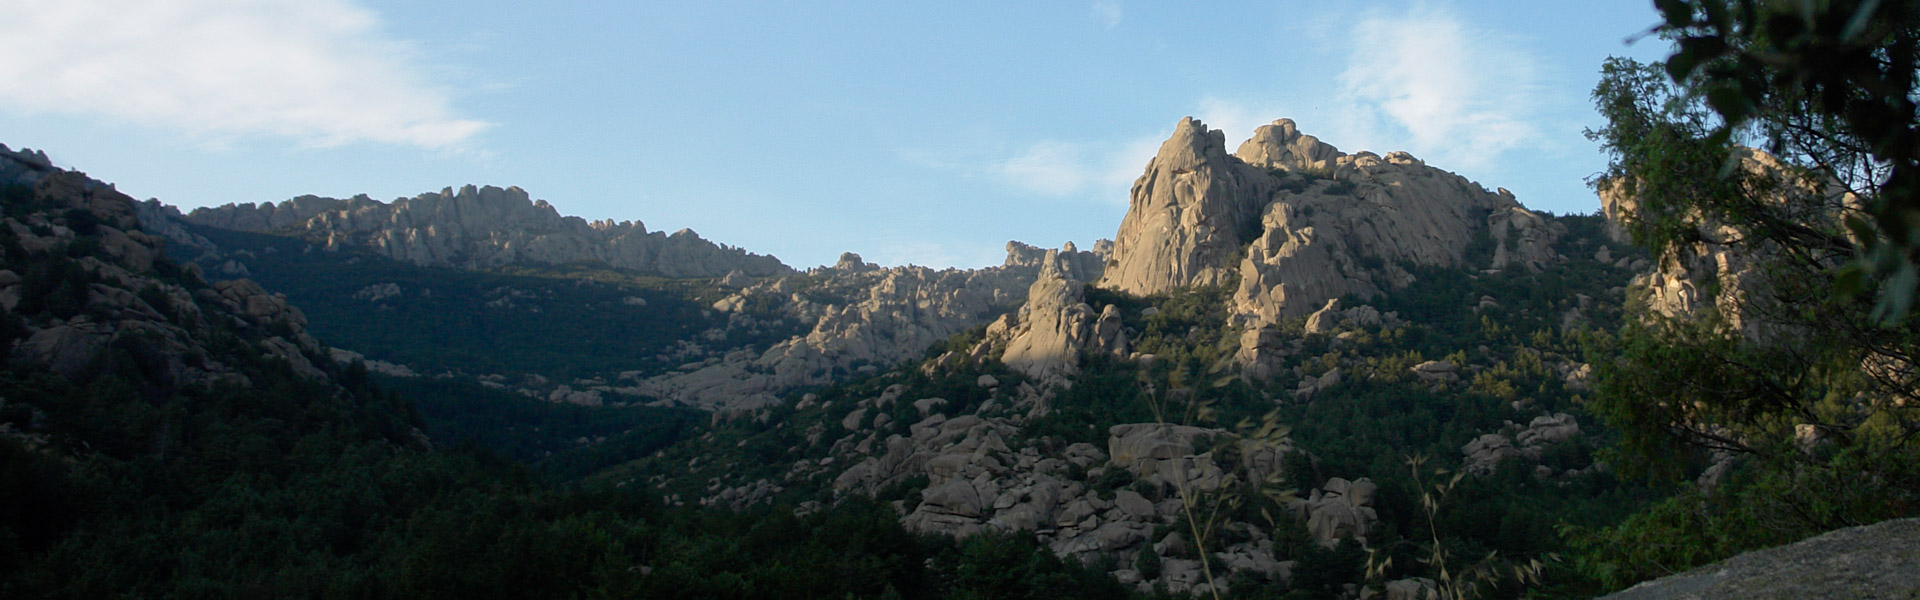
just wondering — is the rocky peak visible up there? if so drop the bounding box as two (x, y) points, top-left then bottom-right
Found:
(998, 247), (1128, 384)
(1003, 241), (1049, 268)
(831, 252), (878, 273)
(0, 144), (53, 180)
(1234, 118), (1344, 172)
(1097, 117), (1277, 296)
(1005, 240), (1109, 279)
(1154, 116), (1232, 172)
(1095, 116), (1564, 332)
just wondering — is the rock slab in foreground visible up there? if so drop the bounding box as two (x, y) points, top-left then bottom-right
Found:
(1600, 518), (1920, 600)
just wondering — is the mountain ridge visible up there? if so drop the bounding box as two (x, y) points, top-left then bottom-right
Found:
(178, 183), (792, 278)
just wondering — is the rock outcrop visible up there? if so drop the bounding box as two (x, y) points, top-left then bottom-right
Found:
(1097, 117), (1277, 296)
(997, 250), (1126, 384)
(1289, 477), (1381, 547)
(814, 410), (1295, 594)
(1, 148), (338, 393)
(1460, 413), (1585, 477)
(1599, 518), (1920, 600)
(1601, 148), (1855, 341)
(638, 241), (1109, 410)
(184, 184), (791, 279)
(979, 118), (1570, 386)
(1097, 118), (1562, 332)
(1227, 119), (1561, 327)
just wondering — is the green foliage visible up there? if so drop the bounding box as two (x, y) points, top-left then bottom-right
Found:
(1022, 353), (1155, 446)
(614, 356), (1026, 505)
(1284, 539), (1367, 600)
(1563, 446), (1920, 591)
(379, 374), (701, 474)
(1135, 543), (1163, 580)
(937, 530), (1130, 600)
(1576, 34), (1920, 594)
(186, 225), (794, 382)
(15, 252), (95, 320)
(1650, 0), (1920, 318)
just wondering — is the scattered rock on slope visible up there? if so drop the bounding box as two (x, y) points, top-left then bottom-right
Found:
(0, 147), (342, 395)
(638, 241), (1109, 410)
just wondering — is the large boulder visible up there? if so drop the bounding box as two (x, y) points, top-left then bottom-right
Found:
(1290, 477), (1380, 547)
(1107, 423), (1222, 483)
(1598, 518), (1920, 600)
(1461, 413), (1585, 476)
(20, 320), (111, 377)
(1000, 264), (1097, 382)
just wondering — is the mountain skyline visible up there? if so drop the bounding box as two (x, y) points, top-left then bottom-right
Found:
(0, 1), (1669, 269)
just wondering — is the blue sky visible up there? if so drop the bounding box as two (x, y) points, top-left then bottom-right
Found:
(0, 1), (1670, 269)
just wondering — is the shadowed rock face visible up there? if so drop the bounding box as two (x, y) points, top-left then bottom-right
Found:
(0, 148), (341, 393)
(1599, 518), (1920, 600)
(1099, 117), (1562, 329)
(186, 184), (791, 279)
(1600, 148), (1858, 343)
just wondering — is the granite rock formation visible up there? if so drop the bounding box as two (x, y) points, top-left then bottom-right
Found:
(1097, 118), (1561, 331)
(1098, 117), (1278, 296)
(782, 387), (1299, 595)
(1002, 117), (1565, 384)
(1, 147), (342, 395)
(640, 241), (1108, 410)
(1599, 518), (1920, 600)
(1600, 148), (1856, 341)
(997, 249), (1125, 384)
(185, 185), (790, 278)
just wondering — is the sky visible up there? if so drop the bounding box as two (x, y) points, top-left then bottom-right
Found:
(0, 1), (1672, 269)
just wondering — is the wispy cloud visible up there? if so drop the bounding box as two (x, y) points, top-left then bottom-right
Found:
(1334, 4), (1546, 167)
(0, 0), (491, 150)
(1090, 1), (1123, 30)
(992, 136), (1160, 203)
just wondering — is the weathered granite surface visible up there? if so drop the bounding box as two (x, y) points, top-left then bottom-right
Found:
(1599, 518), (1920, 600)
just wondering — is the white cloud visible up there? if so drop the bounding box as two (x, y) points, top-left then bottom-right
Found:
(992, 136), (1159, 203)
(1091, 1), (1123, 30)
(0, 0), (490, 149)
(1334, 4), (1546, 167)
